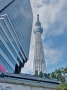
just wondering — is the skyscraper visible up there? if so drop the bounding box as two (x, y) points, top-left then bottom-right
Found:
(0, 0), (33, 73)
(33, 14), (46, 75)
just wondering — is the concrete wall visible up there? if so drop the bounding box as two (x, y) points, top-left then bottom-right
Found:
(0, 82), (55, 90)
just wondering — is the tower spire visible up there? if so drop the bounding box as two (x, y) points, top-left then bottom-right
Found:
(35, 14), (41, 26)
(37, 14), (39, 22)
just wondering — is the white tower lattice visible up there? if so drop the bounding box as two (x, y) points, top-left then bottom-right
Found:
(33, 14), (46, 75)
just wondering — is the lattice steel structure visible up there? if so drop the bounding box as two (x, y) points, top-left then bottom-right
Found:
(33, 14), (46, 75)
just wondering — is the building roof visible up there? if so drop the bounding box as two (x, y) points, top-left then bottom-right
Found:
(3, 73), (60, 84)
(0, 73), (60, 88)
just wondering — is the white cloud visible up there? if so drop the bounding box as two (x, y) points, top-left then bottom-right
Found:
(21, 0), (67, 74)
(44, 47), (65, 66)
(43, 40), (65, 66)
(31, 0), (67, 37)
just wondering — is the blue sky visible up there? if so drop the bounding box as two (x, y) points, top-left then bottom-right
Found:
(21, 0), (67, 74)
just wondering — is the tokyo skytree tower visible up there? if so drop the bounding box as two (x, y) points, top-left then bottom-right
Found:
(33, 14), (46, 75)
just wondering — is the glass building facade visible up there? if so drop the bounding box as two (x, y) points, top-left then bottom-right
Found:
(0, 0), (33, 73)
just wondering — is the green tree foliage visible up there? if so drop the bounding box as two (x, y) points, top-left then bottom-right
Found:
(42, 67), (67, 83)
(64, 67), (67, 74)
(49, 67), (67, 83)
(39, 71), (43, 78)
(56, 83), (67, 90)
(50, 72), (56, 79)
(44, 73), (50, 78)
(34, 67), (67, 84)
(34, 67), (67, 90)
(35, 70), (38, 76)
